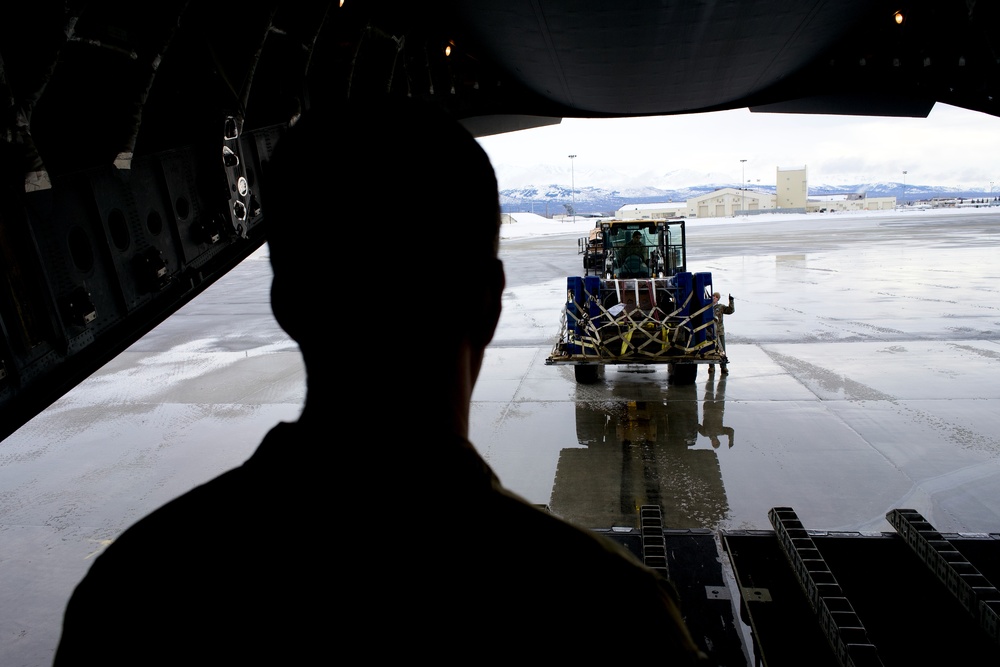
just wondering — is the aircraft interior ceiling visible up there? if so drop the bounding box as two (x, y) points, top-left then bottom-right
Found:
(1, 0), (998, 441)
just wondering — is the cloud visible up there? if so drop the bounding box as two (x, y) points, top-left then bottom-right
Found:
(477, 104), (1000, 190)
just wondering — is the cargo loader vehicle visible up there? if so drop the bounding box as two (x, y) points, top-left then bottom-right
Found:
(546, 218), (725, 385)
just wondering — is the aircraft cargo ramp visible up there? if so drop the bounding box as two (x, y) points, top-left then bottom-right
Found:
(597, 506), (1000, 666)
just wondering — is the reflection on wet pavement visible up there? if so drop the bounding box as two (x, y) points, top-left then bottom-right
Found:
(550, 377), (731, 531)
(700, 373), (733, 449)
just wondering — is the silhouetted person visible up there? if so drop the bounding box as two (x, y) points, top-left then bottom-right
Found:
(54, 99), (708, 664)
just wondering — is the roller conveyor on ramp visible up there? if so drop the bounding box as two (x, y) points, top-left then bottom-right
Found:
(596, 506), (1000, 666)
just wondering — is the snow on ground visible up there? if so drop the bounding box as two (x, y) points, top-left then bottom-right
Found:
(498, 206), (993, 239)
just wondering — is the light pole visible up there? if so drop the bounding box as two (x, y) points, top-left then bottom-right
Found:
(568, 154), (577, 223)
(902, 170), (907, 207)
(740, 159), (747, 217)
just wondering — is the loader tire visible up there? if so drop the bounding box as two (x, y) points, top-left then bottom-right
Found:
(574, 365), (600, 384)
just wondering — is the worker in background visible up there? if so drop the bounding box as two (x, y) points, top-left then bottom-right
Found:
(54, 98), (709, 665)
(709, 291), (735, 374)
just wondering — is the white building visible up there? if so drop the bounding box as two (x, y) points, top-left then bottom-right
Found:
(685, 187), (776, 218)
(776, 166), (808, 210)
(617, 188), (777, 219)
(807, 193), (896, 212)
(616, 202), (687, 219)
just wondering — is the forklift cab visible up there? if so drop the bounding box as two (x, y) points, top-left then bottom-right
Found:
(597, 219), (686, 279)
(616, 230), (651, 277)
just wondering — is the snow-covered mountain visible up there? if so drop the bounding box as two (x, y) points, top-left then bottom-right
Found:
(499, 181), (989, 215)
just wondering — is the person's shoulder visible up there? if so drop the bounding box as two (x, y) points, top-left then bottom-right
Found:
(87, 464), (253, 576)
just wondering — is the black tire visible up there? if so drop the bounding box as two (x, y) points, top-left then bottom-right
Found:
(574, 365), (600, 384)
(669, 363), (698, 385)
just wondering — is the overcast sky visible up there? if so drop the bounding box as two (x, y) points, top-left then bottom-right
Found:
(476, 103), (1000, 191)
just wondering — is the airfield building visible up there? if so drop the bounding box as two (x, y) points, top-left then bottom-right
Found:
(776, 165), (808, 210)
(617, 202), (687, 219)
(616, 165), (896, 219)
(685, 187), (775, 217)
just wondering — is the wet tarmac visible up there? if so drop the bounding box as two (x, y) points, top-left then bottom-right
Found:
(2, 208), (1000, 664)
(484, 209), (1000, 536)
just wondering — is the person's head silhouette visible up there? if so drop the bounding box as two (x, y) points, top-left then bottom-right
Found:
(264, 98), (505, 432)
